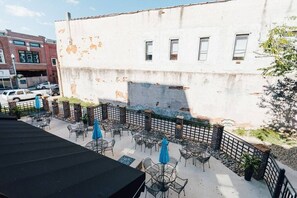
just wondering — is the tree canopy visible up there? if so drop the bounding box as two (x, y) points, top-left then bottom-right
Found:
(260, 19), (297, 76)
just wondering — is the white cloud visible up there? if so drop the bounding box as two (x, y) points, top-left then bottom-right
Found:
(89, 6), (96, 11)
(66, 0), (79, 5)
(21, 26), (30, 31)
(36, 20), (53, 26)
(5, 5), (44, 17)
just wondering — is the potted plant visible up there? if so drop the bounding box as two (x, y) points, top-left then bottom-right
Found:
(11, 106), (21, 119)
(240, 153), (261, 181)
(82, 113), (88, 126)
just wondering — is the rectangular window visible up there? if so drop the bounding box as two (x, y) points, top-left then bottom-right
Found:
(0, 49), (5, 63)
(170, 39), (179, 60)
(198, 37), (209, 61)
(145, 41), (153, 61)
(51, 58), (57, 66)
(13, 40), (26, 46)
(29, 42), (41, 48)
(18, 51), (40, 63)
(233, 34), (249, 60)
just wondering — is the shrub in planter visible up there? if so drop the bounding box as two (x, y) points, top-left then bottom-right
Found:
(82, 113), (88, 126)
(240, 153), (261, 181)
(11, 107), (21, 119)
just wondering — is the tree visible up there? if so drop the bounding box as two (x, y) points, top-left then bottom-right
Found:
(260, 18), (297, 76)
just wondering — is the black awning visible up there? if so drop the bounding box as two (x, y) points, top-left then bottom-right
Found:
(0, 117), (145, 198)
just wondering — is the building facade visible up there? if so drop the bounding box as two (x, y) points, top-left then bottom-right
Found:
(55, 0), (297, 127)
(0, 29), (58, 88)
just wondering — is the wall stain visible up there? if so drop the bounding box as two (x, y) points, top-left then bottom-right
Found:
(71, 83), (77, 95)
(66, 45), (77, 54)
(58, 29), (65, 33)
(90, 44), (97, 50)
(115, 90), (128, 100)
(179, 6), (184, 28)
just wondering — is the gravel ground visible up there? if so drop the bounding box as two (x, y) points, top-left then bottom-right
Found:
(269, 144), (297, 171)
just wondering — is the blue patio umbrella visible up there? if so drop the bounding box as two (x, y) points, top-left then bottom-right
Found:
(159, 138), (170, 164)
(34, 95), (41, 109)
(34, 95), (41, 117)
(92, 119), (103, 153)
(159, 138), (170, 197)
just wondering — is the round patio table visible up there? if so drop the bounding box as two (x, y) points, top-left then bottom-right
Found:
(151, 163), (177, 198)
(85, 139), (108, 153)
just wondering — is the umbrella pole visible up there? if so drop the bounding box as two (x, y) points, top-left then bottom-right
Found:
(96, 139), (98, 153)
(101, 138), (103, 154)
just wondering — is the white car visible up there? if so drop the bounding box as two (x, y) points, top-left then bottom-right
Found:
(36, 82), (58, 89)
(2, 89), (44, 102)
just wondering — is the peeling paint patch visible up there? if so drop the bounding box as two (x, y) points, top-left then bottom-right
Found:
(115, 90), (128, 100)
(90, 44), (97, 50)
(58, 29), (65, 33)
(249, 92), (261, 95)
(98, 42), (102, 48)
(169, 86), (187, 90)
(71, 83), (77, 95)
(179, 107), (190, 112)
(116, 77), (128, 82)
(66, 45), (77, 54)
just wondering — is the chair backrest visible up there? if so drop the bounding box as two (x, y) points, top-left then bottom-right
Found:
(175, 176), (188, 190)
(111, 139), (115, 147)
(146, 181), (161, 197)
(169, 157), (178, 167)
(46, 118), (51, 124)
(67, 125), (72, 132)
(142, 157), (152, 169)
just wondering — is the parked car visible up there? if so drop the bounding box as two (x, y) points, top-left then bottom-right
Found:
(2, 89), (46, 102)
(36, 82), (58, 89)
(51, 87), (60, 96)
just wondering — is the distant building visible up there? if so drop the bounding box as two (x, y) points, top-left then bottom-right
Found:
(0, 29), (58, 88)
(55, 0), (297, 127)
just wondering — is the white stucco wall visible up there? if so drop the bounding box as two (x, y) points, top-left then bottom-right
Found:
(55, 0), (297, 127)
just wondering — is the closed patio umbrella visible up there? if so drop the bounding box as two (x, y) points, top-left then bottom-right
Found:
(34, 95), (41, 117)
(92, 119), (103, 153)
(159, 138), (170, 197)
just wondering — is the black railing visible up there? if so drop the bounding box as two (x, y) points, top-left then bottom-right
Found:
(94, 105), (103, 121)
(281, 175), (297, 198)
(107, 105), (120, 121)
(126, 109), (145, 127)
(152, 114), (176, 136)
(221, 130), (256, 163)
(183, 122), (212, 144)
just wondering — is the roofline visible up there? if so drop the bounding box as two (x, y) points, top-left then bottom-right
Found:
(55, 0), (231, 22)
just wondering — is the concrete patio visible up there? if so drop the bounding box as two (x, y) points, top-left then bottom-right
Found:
(21, 117), (270, 198)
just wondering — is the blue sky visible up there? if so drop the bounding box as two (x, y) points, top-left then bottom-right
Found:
(0, 0), (211, 40)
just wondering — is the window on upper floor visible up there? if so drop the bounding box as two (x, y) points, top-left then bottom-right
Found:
(51, 58), (57, 66)
(170, 39), (179, 60)
(0, 49), (5, 64)
(13, 40), (26, 46)
(18, 51), (40, 63)
(198, 37), (209, 61)
(233, 34), (249, 60)
(29, 42), (41, 48)
(145, 41), (153, 61)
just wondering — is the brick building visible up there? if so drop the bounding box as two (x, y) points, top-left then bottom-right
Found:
(0, 29), (58, 88)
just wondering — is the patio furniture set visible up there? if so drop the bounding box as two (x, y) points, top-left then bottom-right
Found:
(179, 142), (211, 171)
(29, 111), (52, 130)
(143, 157), (188, 198)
